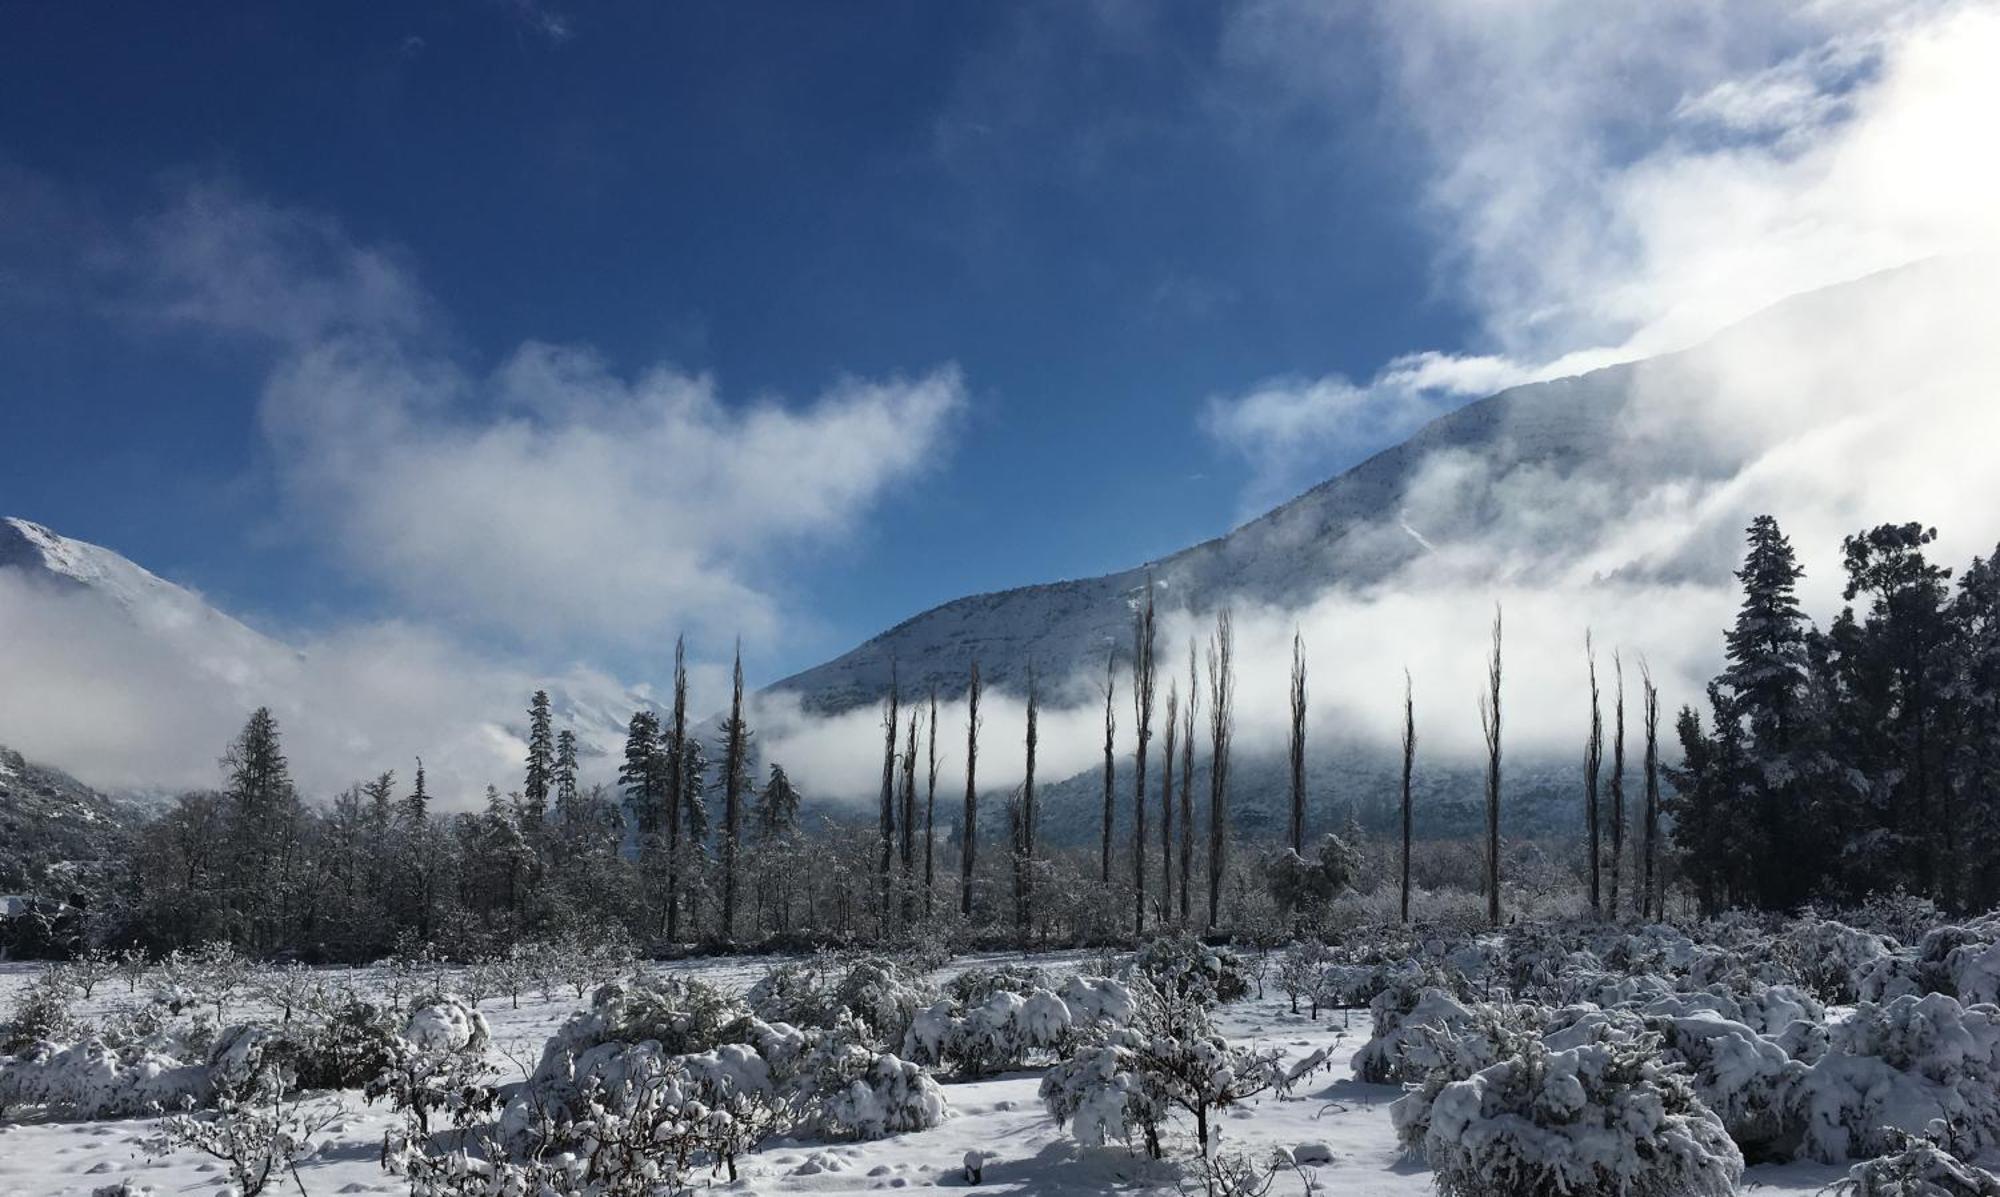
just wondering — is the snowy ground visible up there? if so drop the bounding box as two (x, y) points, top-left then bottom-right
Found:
(0, 953), (1851, 1196)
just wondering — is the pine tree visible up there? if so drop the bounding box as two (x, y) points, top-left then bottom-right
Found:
(554, 728), (579, 823)
(619, 710), (664, 838)
(524, 689), (554, 825)
(220, 707), (296, 949)
(754, 763), (800, 841)
(1400, 669), (1415, 924)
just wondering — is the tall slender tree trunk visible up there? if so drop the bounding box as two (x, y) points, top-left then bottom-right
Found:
(1585, 633), (1604, 919)
(1161, 685), (1177, 925)
(1020, 669), (1038, 939)
(1401, 670), (1415, 924)
(1609, 653), (1626, 920)
(961, 661), (982, 919)
(1289, 628), (1308, 855)
(1206, 610), (1233, 930)
(1100, 650), (1117, 886)
(1132, 585), (1155, 936)
(666, 641), (688, 944)
(900, 705), (920, 923)
(721, 646), (747, 942)
(879, 666), (900, 937)
(1642, 664), (1660, 921)
(1480, 607), (1503, 928)
(1180, 641), (1197, 927)
(924, 688), (938, 918)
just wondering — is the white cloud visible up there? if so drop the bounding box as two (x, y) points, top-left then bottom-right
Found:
(131, 185), (966, 650)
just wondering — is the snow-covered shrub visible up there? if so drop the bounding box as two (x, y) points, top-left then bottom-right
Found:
(2, 966), (83, 1051)
(1776, 918), (1907, 1003)
(1830, 1126), (2000, 1197)
(902, 986), (1072, 1076)
(1421, 1038), (1743, 1197)
(795, 1014), (948, 1140)
(1794, 993), (2000, 1163)
(1128, 934), (1251, 1007)
(0, 1037), (210, 1119)
(748, 956), (936, 1049)
(154, 1081), (344, 1197)
(155, 942), (252, 1021)
(1352, 986), (1486, 1084)
(530, 975), (746, 1085)
(945, 963), (1048, 1004)
(1645, 1012), (1806, 1161)
(272, 998), (399, 1091)
(365, 999), (496, 1135)
(1057, 974), (1137, 1030)
(247, 963), (328, 1024)
(1389, 1004), (1544, 1149)
(1041, 980), (1287, 1159)
(1275, 940), (1330, 1015)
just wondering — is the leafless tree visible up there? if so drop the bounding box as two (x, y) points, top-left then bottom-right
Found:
(720, 644), (748, 941)
(1100, 648), (1118, 885)
(1400, 669), (1415, 924)
(1585, 632), (1604, 919)
(1160, 681), (1178, 925)
(1642, 660), (1661, 921)
(1478, 607), (1502, 928)
(924, 687), (939, 918)
(961, 659), (982, 919)
(1206, 609), (1234, 930)
(1288, 627), (1308, 855)
(1180, 639), (1197, 927)
(879, 664), (900, 936)
(1609, 651), (1626, 920)
(666, 635), (687, 943)
(1019, 667), (1038, 937)
(900, 702), (921, 923)
(1131, 583), (1157, 936)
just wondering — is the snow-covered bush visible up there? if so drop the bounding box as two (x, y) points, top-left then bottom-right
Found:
(795, 1014), (948, 1139)
(1794, 993), (2000, 1162)
(748, 956), (936, 1049)
(272, 998), (399, 1091)
(530, 975), (746, 1085)
(247, 963), (328, 1024)
(1389, 1004), (1543, 1149)
(1776, 918), (1908, 1003)
(1057, 974), (1137, 1030)
(155, 942), (252, 1021)
(1352, 986), (1487, 1084)
(153, 1081), (344, 1197)
(903, 986), (1071, 1076)
(1421, 1038), (1743, 1197)
(1128, 934), (1251, 1007)
(1830, 1126), (2000, 1197)
(1041, 979), (1287, 1159)
(1275, 940), (1329, 1015)
(945, 963), (1049, 1004)
(365, 998), (496, 1135)
(1644, 1012), (1805, 1161)
(3, 966), (83, 1051)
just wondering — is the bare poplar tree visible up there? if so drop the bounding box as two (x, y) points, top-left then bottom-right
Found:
(924, 687), (939, 918)
(1131, 584), (1156, 936)
(1206, 609), (1234, 930)
(1100, 649), (1117, 885)
(1020, 667), (1038, 937)
(961, 660), (982, 919)
(1478, 607), (1503, 928)
(879, 664), (900, 935)
(1400, 669), (1415, 925)
(1288, 627), (1308, 855)
(720, 644), (748, 942)
(1608, 652), (1626, 920)
(1585, 633), (1604, 918)
(666, 635), (687, 943)
(1160, 681), (1178, 925)
(900, 703), (921, 922)
(1180, 639), (1197, 926)
(1642, 661), (1661, 921)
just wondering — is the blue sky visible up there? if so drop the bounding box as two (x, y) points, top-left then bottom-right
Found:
(2, 1), (1925, 693)
(0, 2), (1483, 684)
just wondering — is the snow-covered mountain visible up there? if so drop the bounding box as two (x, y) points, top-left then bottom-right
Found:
(0, 518), (641, 800)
